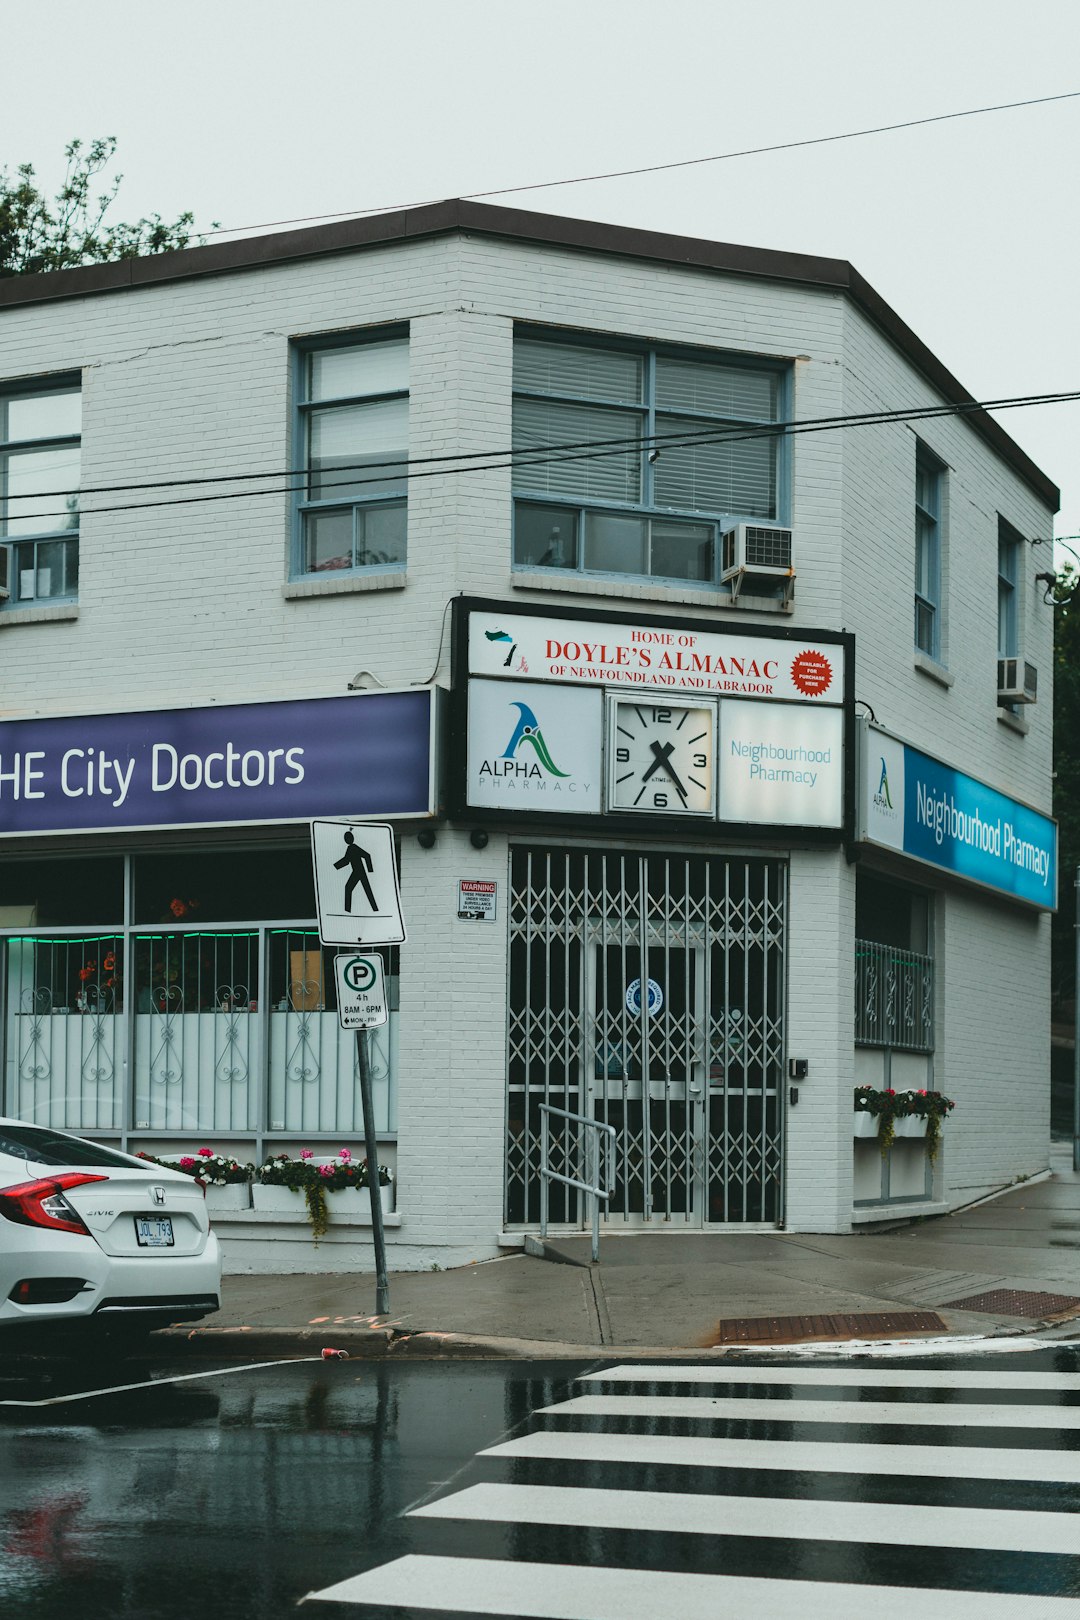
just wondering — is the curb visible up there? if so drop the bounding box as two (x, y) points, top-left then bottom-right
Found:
(152, 1318), (1074, 1362)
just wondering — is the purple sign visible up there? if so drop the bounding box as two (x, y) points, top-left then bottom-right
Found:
(0, 690), (434, 836)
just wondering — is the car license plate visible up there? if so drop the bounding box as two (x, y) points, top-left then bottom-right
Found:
(135, 1216), (174, 1247)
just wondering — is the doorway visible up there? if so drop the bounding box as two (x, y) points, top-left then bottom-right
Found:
(506, 847), (786, 1227)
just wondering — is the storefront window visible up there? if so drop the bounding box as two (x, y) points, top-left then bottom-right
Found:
(1, 848), (397, 1142)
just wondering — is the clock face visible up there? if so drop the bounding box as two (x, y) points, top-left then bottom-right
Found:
(608, 699), (716, 815)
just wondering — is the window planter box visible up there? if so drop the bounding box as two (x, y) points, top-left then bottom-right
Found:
(853, 1112), (880, 1139)
(251, 1184), (303, 1214)
(205, 1183), (252, 1212)
(893, 1116), (929, 1140)
(252, 1183), (394, 1218)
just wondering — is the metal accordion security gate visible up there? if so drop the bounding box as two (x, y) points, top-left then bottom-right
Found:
(506, 846), (787, 1229)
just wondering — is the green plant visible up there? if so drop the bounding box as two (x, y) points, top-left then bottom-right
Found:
(853, 1085), (955, 1162)
(137, 1148), (253, 1185)
(257, 1151), (393, 1242)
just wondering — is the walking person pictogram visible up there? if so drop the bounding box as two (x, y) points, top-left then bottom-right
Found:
(334, 829), (378, 913)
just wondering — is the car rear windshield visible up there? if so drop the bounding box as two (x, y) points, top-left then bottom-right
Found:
(0, 1125), (140, 1169)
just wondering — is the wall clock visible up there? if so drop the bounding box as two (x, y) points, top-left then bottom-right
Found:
(607, 697), (716, 815)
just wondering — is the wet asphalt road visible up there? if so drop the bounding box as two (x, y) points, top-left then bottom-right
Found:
(3, 1344), (1080, 1617)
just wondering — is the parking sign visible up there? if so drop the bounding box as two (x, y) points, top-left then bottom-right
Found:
(335, 953), (388, 1030)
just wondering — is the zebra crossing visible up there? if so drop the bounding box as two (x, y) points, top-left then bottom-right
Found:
(305, 1353), (1080, 1616)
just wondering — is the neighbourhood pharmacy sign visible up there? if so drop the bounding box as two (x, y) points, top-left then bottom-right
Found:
(860, 723), (1057, 910)
(0, 690), (436, 837)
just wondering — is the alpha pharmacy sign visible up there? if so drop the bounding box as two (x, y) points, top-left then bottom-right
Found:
(861, 725), (1057, 910)
(467, 681), (602, 812)
(468, 609), (844, 703)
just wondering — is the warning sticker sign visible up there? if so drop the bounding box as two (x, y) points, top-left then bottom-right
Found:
(458, 878), (498, 923)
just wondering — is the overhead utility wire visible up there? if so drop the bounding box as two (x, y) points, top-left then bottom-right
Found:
(201, 90), (1080, 241)
(12, 388), (1080, 524)
(9, 387), (1080, 519)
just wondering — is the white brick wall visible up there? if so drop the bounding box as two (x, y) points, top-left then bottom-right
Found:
(0, 224), (1057, 1250)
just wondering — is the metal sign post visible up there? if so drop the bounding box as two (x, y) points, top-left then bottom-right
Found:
(312, 823), (407, 1320)
(356, 1027), (390, 1317)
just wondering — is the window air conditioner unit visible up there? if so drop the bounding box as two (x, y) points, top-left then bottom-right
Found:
(997, 657), (1038, 705)
(0, 547), (9, 601)
(720, 523), (795, 605)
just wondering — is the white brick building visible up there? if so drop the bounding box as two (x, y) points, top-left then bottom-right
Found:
(0, 202), (1058, 1270)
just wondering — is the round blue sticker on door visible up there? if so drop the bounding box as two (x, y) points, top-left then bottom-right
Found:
(625, 978), (664, 1017)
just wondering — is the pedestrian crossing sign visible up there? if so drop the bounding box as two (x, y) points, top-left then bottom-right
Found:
(311, 819), (406, 946)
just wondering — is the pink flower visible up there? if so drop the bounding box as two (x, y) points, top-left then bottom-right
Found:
(338, 1148), (352, 1162)
(179, 1156), (196, 1169)
(197, 1147), (214, 1157)
(318, 1163), (334, 1178)
(299, 1149), (313, 1160)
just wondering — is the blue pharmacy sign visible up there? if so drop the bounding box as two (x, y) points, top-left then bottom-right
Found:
(863, 727), (1057, 910)
(0, 690), (435, 837)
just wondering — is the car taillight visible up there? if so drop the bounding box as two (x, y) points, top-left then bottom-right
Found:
(0, 1173), (107, 1236)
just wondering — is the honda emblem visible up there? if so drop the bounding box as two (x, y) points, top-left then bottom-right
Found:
(151, 1186), (167, 1205)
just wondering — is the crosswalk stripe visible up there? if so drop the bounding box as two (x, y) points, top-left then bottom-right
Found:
(409, 1481), (1080, 1555)
(581, 1363), (1080, 1390)
(305, 1553), (1080, 1616)
(547, 1393), (1080, 1428)
(482, 1427), (1080, 1482)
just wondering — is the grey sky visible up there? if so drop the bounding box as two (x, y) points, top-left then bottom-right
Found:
(4, 0), (1077, 551)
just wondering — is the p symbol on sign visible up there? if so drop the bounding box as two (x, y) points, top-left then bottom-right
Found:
(343, 955), (377, 994)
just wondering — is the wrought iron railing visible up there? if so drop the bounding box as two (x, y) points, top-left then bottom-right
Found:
(2, 926), (398, 1141)
(854, 938), (934, 1053)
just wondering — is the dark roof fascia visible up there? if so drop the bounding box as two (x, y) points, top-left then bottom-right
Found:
(0, 198), (1058, 510)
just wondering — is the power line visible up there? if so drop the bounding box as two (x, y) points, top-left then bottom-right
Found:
(201, 89), (1080, 243)
(7, 387), (1079, 523)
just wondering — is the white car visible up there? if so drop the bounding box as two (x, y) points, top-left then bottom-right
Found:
(0, 1118), (221, 1343)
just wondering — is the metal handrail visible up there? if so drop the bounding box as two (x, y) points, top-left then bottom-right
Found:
(538, 1103), (617, 1264)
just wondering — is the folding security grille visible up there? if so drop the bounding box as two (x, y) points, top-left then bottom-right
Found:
(506, 847), (786, 1228)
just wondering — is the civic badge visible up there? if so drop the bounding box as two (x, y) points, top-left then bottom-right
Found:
(151, 1186), (167, 1205)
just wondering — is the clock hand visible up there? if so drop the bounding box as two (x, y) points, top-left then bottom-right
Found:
(643, 741), (689, 804)
(640, 741), (673, 784)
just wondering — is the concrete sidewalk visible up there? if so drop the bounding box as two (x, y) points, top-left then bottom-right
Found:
(161, 1143), (1080, 1359)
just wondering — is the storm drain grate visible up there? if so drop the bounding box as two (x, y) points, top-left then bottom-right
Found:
(942, 1288), (1080, 1319)
(708, 1310), (947, 1346)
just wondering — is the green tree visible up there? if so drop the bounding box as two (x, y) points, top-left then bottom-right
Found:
(0, 137), (215, 278)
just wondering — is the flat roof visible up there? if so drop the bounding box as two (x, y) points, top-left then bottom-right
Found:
(0, 197), (1058, 509)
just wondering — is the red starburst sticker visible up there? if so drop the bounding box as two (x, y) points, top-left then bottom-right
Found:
(790, 650), (833, 697)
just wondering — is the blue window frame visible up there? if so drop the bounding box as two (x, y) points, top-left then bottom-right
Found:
(511, 330), (787, 589)
(1, 379), (81, 607)
(293, 331), (408, 579)
(914, 443), (943, 658)
(998, 517), (1021, 658)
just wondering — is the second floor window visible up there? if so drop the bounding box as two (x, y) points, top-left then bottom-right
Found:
(511, 331), (785, 588)
(998, 517), (1021, 658)
(914, 443), (943, 659)
(1, 380), (81, 606)
(295, 333), (408, 578)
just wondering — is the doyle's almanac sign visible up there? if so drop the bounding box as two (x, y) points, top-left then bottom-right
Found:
(860, 723), (1057, 910)
(468, 609), (844, 704)
(0, 691), (435, 837)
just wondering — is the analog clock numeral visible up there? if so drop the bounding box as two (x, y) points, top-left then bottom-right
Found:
(653, 708), (671, 723)
(693, 752), (707, 768)
(653, 792), (668, 807)
(616, 747), (630, 764)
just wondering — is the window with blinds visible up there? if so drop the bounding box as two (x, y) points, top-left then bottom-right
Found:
(512, 332), (784, 588)
(294, 332), (408, 579)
